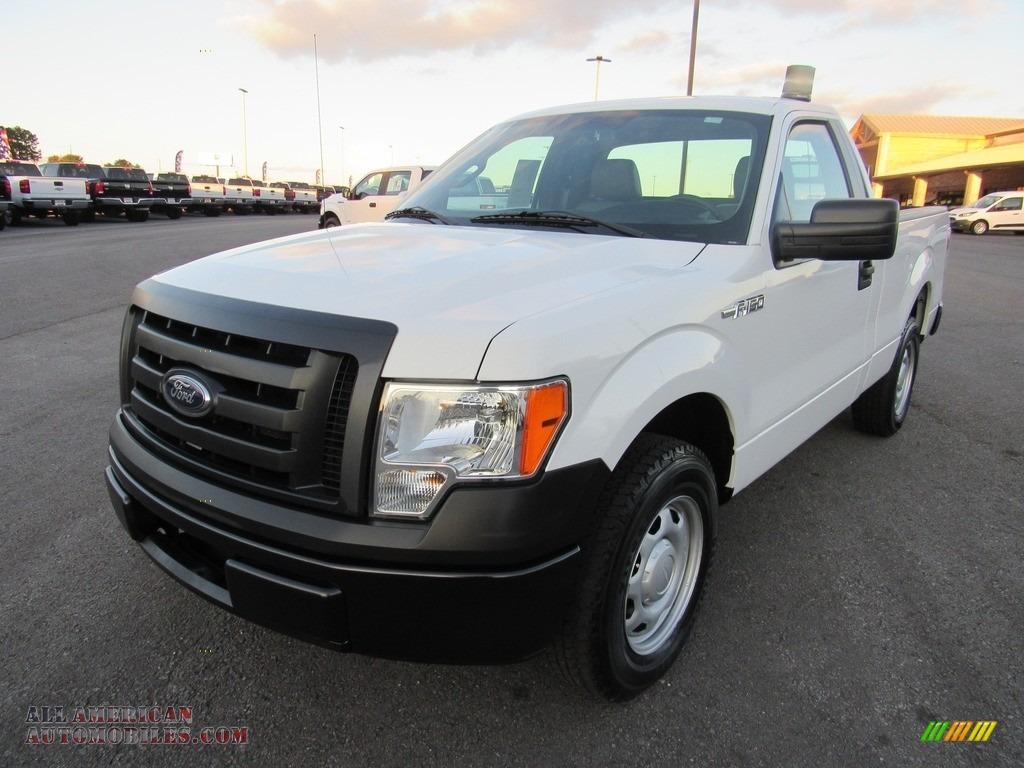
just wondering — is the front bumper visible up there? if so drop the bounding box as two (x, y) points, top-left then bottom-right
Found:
(106, 413), (606, 663)
(949, 218), (973, 232)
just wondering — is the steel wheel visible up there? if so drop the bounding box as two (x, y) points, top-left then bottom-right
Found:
(893, 339), (917, 422)
(624, 495), (704, 656)
(554, 435), (716, 700)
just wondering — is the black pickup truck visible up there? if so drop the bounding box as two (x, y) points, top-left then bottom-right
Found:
(40, 163), (155, 222)
(148, 173), (192, 220)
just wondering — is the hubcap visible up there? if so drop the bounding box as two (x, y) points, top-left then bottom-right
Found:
(624, 495), (704, 656)
(894, 343), (915, 421)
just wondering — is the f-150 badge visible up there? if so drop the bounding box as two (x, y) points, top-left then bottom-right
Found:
(721, 294), (765, 320)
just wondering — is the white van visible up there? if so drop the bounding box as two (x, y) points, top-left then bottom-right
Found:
(949, 191), (1024, 235)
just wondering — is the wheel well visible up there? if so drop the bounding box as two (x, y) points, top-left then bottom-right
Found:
(641, 393), (734, 503)
(913, 285), (929, 336)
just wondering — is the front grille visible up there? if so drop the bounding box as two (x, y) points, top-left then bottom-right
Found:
(125, 310), (358, 513)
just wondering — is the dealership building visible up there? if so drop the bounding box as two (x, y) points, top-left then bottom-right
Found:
(850, 114), (1024, 207)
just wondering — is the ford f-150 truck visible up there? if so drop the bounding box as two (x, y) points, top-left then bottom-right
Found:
(318, 165), (435, 228)
(106, 80), (948, 701)
(2, 160), (91, 225)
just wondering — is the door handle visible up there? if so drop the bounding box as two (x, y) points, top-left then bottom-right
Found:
(369, 202), (376, 207)
(858, 260), (875, 291)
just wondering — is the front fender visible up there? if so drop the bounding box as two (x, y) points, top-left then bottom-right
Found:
(548, 326), (743, 484)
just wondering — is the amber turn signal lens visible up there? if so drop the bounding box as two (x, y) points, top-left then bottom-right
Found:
(520, 381), (568, 475)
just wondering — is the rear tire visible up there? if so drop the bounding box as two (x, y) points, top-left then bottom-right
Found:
(852, 315), (920, 436)
(62, 211), (81, 226)
(125, 209), (150, 223)
(167, 207), (183, 220)
(553, 434), (716, 701)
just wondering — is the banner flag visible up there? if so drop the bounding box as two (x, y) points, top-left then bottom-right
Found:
(174, 150), (183, 173)
(0, 127), (13, 161)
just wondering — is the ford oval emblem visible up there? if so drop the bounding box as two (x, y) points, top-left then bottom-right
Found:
(162, 370), (215, 417)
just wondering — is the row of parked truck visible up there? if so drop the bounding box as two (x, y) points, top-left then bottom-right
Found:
(0, 160), (340, 228)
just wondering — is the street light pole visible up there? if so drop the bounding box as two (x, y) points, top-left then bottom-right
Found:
(238, 87), (249, 177)
(586, 56), (611, 101)
(339, 126), (345, 186)
(687, 0), (700, 96)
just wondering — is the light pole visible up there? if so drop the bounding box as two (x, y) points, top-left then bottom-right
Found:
(389, 144), (394, 165)
(586, 55), (611, 101)
(687, 0), (700, 96)
(339, 126), (345, 186)
(238, 87), (249, 177)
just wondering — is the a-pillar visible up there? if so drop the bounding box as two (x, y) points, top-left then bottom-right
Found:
(912, 177), (929, 207)
(963, 172), (982, 205)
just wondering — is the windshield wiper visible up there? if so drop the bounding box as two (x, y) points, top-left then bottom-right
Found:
(385, 206), (455, 225)
(469, 210), (646, 238)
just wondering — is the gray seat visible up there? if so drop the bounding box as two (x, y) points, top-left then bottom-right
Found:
(577, 159), (642, 211)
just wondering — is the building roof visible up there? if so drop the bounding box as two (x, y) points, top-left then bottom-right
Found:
(855, 114), (1024, 138)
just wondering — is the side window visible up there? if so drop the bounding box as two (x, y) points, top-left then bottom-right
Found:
(993, 197), (1022, 211)
(446, 136), (551, 211)
(776, 122), (852, 223)
(354, 173), (383, 198)
(384, 171), (411, 195)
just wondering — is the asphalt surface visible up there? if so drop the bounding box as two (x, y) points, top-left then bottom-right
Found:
(1, 215), (1021, 767)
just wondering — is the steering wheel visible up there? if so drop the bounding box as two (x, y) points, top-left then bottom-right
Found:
(668, 194), (723, 220)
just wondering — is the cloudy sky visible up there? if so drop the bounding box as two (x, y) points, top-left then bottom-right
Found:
(4, 0), (1019, 184)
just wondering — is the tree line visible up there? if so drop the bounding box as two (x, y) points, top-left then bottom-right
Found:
(1, 125), (136, 167)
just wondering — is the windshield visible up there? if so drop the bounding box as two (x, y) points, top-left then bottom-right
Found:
(971, 194), (1002, 209)
(399, 109), (771, 244)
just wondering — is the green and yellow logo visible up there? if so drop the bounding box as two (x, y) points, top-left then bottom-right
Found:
(921, 721), (997, 742)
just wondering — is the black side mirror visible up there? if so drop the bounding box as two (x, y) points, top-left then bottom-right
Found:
(773, 198), (899, 262)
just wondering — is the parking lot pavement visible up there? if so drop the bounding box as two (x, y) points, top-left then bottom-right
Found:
(1, 225), (1021, 767)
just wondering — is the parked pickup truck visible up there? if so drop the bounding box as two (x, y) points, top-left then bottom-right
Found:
(224, 177), (258, 215)
(148, 173), (192, 219)
(2, 160), (91, 225)
(106, 78), (948, 701)
(81, 166), (153, 222)
(251, 179), (290, 215)
(284, 181), (319, 214)
(188, 175), (226, 217)
(318, 165), (435, 228)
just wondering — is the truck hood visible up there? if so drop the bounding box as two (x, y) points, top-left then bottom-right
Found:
(151, 222), (705, 379)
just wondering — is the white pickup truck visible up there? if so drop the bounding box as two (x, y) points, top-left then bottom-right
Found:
(224, 177), (258, 215)
(0, 160), (91, 226)
(106, 79), (948, 701)
(250, 179), (290, 215)
(188, 175), (226, 217)
(318, 165), (435, 228)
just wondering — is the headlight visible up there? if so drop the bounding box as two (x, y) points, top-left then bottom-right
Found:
(373, 380), (568, 519)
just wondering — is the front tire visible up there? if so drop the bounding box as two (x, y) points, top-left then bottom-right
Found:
(554, 435), (717, 701)
(852, 315), (920, 436)
(970, 219), (989, 235)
